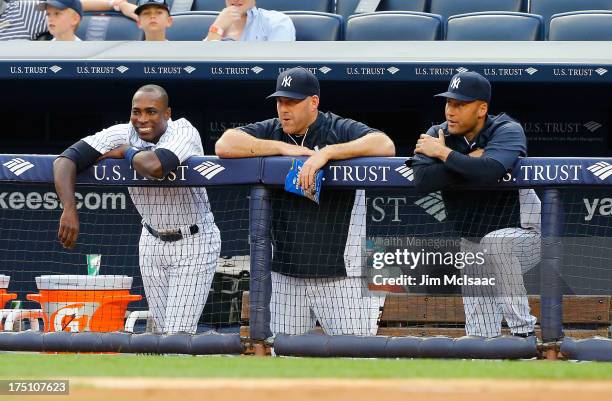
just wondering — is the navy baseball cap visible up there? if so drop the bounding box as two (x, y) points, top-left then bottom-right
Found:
(435, 71), (491, 103)
(135, 0), (170, 15)
(267, 67), (320, 100)
(37, 0), (83, 17)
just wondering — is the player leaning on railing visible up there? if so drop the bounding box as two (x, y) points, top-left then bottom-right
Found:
(410, 71), (542, 338)
(53, 84), (221, 335)
(216, 67), (395, 337)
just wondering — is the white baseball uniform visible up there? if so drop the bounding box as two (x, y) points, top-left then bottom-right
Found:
(461, 189), (541, 337)
(83, 118), (221, 334)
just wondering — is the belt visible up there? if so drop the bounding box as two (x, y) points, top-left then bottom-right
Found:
(143, 222), (199, 242)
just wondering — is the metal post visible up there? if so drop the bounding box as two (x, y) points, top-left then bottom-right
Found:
(540, 188), (564, 358)
(248, 185), (273, 342)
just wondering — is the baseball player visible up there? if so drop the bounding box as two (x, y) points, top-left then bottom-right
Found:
(0, 0), (136, 41)
(411, 71), (541, 338)
(53, 84), (221, 334)
(216, 67), (395, 336)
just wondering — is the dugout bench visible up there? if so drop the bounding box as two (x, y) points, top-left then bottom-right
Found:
(240, 292), (611, 340)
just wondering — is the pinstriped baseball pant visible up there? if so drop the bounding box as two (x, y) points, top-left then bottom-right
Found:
(270, 271), (383, 336)
(461, 227), (541, 337)
(139, 225), (221, 334)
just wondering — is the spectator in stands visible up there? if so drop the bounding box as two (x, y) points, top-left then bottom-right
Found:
(38, 0), (82, 41)
(410, 71), (541, 338)
(135, 0), (172, 41)
(0, 0), (137, 41)
(216, 67), (394, 338)
(204, 0), (295, 41)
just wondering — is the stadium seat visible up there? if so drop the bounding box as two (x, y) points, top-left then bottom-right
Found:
(378, 0), (428, 12)
(166, 12), (218, 40)
(168, 0), (195, 13)
(76, 14), (144, 41)
(335, 0), (427, 19)
(530, 0), (612, 34)
(335, 0), (360, 19)
(548, 11), (612, 40)
(345, 11), (444, 41)
(191, 0), (225, 11)
(258, 0), (333, 13)
(192, 0), (333, 12)
(429, 0), (525, 19)
(446, 12), (544, 41)
(283, 12), (344, 41)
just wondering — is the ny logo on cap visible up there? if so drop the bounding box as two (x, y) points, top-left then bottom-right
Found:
(282, 76), (292, 87)
(450, 77), (461, 90)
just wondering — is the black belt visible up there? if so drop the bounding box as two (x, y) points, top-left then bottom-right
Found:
(143, 222), (199, 242)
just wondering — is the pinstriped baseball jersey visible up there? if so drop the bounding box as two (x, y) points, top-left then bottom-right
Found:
(82, 118), (216, 230)
(0, 0), (47, 41)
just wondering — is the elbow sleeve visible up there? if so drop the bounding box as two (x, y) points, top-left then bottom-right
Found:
(59, 140), (101, 173)
(154, 148), (180, 178)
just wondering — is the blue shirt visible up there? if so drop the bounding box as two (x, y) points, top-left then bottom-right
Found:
(240, 111), (376, 148)
(240, 111), (378, 278)
(233, 7), (295, 42)
(411, 113), (527, 239)
(414, 113), (526, 172)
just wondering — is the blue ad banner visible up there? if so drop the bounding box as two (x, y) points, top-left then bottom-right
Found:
(0, 61), (610, 83)
(4, 155), (612, 188)
(0, 155), (261, 186)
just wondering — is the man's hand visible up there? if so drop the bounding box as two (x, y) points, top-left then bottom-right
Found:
(469, 148), (484, 158)
(116, 0), (138, 21)
(97, 144), (130, 161)
(298, 151), (329, 190)
(414, 129), (452, 161)
(214, 6), (242, 31)
(58, 207), (79, 249)
(81, 0), (137, 21)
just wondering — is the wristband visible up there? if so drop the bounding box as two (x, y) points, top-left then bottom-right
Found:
(125, 147), (141, 167)
(209, 25), (224, 37)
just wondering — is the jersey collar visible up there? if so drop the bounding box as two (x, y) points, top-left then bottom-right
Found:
(469, 114), (493, 147)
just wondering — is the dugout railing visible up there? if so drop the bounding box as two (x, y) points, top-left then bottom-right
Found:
(0, 155), (611, 360)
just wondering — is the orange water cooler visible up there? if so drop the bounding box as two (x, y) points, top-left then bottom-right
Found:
(27, 275), (141, 332)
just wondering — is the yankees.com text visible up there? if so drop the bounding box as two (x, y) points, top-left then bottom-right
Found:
(0, 191), (126, 210)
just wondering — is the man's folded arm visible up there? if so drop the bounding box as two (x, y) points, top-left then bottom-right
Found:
(412, 163), (461, 193)
(410, 154), (461, 193)
(215, 129), (284, 157)
(444, 151), (513, 185)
